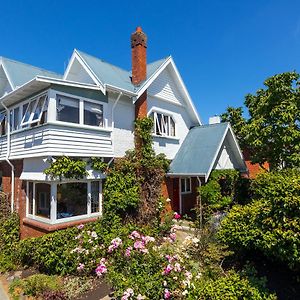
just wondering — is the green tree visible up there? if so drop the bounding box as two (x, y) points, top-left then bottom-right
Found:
(221, 71), (300, 170)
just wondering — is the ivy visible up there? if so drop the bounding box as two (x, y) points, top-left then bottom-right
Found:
(89, 157), (108, 173)
(44, 156), (88, 180)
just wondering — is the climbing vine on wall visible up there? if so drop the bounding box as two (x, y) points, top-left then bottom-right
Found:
(44, 156), (88, 180)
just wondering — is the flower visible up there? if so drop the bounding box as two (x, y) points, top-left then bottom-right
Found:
(182, 290), (188, 296)
(77, 263), (85, 271)
(162, 264), (173, 275)
(169, 232), (176, 242)
(91, 231), (98, 239)
(77, 224), (84, 229)
(164, 289), (171, 299)
(133, 240), (144, 250)
(121, 288), (134, 300)
(174, 212), (181, 220)
(108, 237), (122, 252)
(137, 294), (146, 300)
(142, 235), (155, 244)
(166, 198), (171, 202)
(125, 246), (133, 257)
(163, 280), (167, 287)
(129, 230), (141, 239)
(174, 262), (181, 272)
(95, 260), (107, 276)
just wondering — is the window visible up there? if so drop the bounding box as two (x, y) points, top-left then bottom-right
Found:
(84, 102), (103, 127)
(151, 112), (176, 137)
(35, 183), (51, 219)
(91, 181), (100, 213)
(57, 182), (87, 219)
(9, 107), (20, 132)
(26, 180), (102, 223)
(181, 177), (191, 194)
(0, 112), (6, 136)
(21, 93), (47, 126)
(57, 95), (79, 124)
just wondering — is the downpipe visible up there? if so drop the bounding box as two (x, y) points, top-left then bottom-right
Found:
(2, 101), (15, 213)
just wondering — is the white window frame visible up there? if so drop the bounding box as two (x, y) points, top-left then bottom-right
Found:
(181, 177), (192, 194)
(20, 92), (48, 127)
(26, 180), (103, 224)
(54, 91), (107, 128)
(151, 111), (176, 137)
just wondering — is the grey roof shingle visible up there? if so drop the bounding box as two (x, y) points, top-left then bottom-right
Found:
(76, 50), (168, 92)
(0, 57), (62, 89)
(168, 122), (230, 176)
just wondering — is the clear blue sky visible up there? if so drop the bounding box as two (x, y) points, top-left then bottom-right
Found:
(1, 0), (300, 123)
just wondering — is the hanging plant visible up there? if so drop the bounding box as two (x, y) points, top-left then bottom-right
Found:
(44, 156), (88, 180)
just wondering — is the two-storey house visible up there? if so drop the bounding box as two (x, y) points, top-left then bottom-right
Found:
(0, 27), (247, 238)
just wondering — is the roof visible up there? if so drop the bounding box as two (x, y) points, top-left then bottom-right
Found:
(168, 122), (246, 181)
(76, 49), (168, 93)
(0, 56), (62, 89)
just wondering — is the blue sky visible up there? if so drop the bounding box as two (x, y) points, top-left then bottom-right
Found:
(1, 0), (300, 123)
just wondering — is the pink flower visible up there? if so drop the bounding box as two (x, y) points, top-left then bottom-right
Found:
(95, 262), (107, 276)
(121, 288), (134, 300)
(129, 230), (141, 239)
(133, 240), (145, 250)
(108, 237), (122, 253)
(164, 289), (171, 299)
(125, 246), (133, 257)
(77, 224), (84, 229)
(162, 264), (173, 275)
(174, 212), (181, 220)
(143, 235), (155, 244)
(77, 263), (85, 271)
(169, 233), (176, 242)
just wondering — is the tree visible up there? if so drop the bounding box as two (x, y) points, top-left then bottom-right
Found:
(221, 71), (300, 170)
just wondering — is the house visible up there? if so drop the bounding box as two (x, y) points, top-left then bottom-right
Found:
(0, 27), (247, 238)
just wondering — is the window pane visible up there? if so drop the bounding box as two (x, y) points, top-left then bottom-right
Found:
(170, 117), (175, 136)
(22, 103), (29, 128)
(28, 182), (33, 215)
(84, 102), (103, 126)
(13, 107), (20, 131)
(22, 100), (36, 124)
(91, 181), (100, 213)
(57, 95), (79, 124)
(1, 114), (6, 136)
(156, 113), (162, 135)
(186, 178), (191, 192)
(181, 178), (186, 193)
(35, 183), (50, 219)
(57, 182), (87, 219)
(32, 95), (46, 122)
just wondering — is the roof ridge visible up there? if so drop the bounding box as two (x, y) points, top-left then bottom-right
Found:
(0, 56), (61, 76)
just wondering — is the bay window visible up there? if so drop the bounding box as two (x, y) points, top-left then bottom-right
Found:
(151, 112), (176, 137)
(84, 102), (103, 126)
(26, 180), (102, 223)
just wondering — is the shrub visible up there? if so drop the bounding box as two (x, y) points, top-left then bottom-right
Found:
(188, 270), (277, 300)
(9, 274), (62, 299)
(218, 169), (300, 270)
(0, 212), (19, 252)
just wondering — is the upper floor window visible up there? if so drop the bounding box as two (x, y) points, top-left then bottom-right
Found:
(0, 113), (6, 136)
(57, 95), (79, 124)
(150, 112), (176, 137)
(84, 101), (103, 127)
(56, 94), (104, 127)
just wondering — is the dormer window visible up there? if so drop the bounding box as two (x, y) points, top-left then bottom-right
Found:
(151, 112), (176, 137)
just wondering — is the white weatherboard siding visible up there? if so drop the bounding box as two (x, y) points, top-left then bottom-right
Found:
(214, 137), (240, 170)
(148, 67), (182, 105)
(0, 124), (113, 160)
(109, 95), (135, 157)
(148, 95), (193, 160)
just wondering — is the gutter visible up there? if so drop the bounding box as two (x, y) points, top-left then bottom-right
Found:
(2, 101), (15, 212)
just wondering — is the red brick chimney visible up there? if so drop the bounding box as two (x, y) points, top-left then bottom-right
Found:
(131, 26), (147, 119)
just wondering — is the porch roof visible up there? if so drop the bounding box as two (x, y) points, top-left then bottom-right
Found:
(167, 122), (246, 181)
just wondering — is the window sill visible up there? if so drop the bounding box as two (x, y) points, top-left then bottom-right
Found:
(152, 134), (179, 141)
(48, 121), (113, 133)
(23, 216), (99, 232)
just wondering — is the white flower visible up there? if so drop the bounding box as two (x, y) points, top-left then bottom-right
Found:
(182, 290), (188, 296)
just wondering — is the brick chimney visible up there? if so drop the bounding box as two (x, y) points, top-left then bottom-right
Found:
(131, 26), (147, 119)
